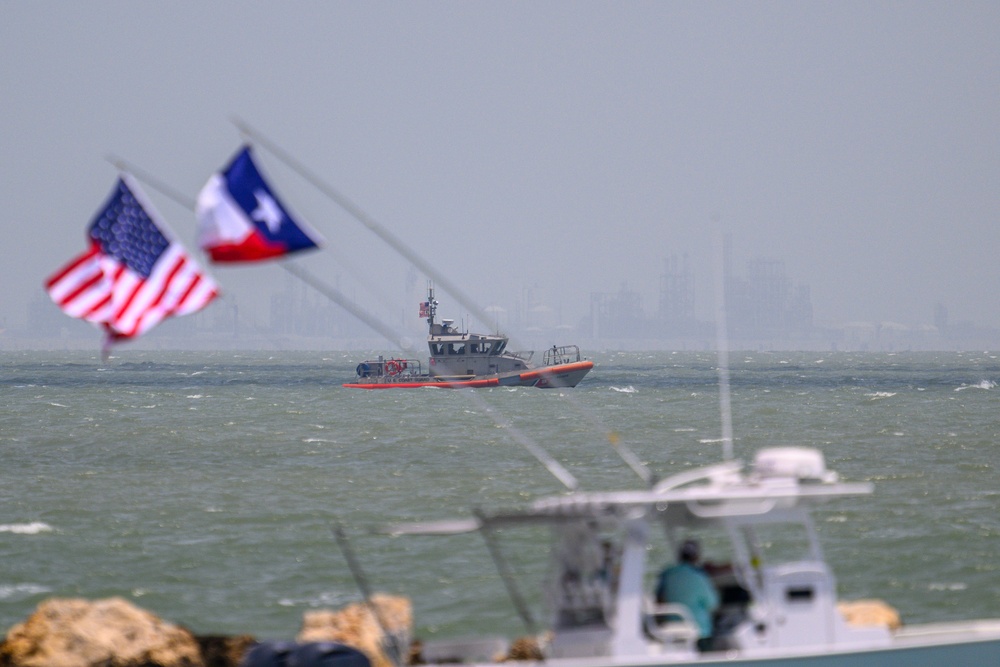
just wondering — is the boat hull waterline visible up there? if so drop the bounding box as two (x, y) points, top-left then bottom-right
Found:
(343, 360), (594, 389)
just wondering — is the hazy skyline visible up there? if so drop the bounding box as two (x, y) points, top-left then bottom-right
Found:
(3, 2), (999, 346)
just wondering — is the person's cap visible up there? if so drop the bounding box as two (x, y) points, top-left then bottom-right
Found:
(679, 539), (700, 560)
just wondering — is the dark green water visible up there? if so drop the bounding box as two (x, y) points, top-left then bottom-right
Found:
(2, 350), (998, 641)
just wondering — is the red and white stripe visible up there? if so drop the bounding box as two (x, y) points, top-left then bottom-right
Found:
(45, 242), (218, 339)
(45, 244), (115, 323)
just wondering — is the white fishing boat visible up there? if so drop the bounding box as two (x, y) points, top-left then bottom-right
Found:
(377, 446), (1000, 665)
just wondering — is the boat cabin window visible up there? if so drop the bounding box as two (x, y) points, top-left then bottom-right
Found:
(469, 343), (484, 354)
(448, 343), (466, 355)
(493, 341), (506, 355)
(430, 343), (445, 356)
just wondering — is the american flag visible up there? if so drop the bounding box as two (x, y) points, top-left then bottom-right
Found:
(45, 176), (219, 345)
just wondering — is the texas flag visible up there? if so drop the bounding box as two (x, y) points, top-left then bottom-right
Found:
(196, 145), (322, 262)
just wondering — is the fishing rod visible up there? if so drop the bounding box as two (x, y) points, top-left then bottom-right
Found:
(226, 121), (656, 487)
(713, 226), (735, 461)
(472, 509), (538, 635)
(279, 263), (413, 352)
(459, 387), (579, 491)
(331, 522), (404, 667)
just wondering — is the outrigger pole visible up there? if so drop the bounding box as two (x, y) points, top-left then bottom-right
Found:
(280, 263), (412, 351)
(106, 153), (585, 492)
(230, 116), (499, 336)
(104, 155), (412, 352)
(713, 225), (735, 461)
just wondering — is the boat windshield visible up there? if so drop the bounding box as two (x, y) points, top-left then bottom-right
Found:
(741, 521), (819, 565)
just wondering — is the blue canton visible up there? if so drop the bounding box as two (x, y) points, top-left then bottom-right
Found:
(88, 179), (169, 278)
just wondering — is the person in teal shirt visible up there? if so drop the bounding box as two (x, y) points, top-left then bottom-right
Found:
(655, 539), (719, 646)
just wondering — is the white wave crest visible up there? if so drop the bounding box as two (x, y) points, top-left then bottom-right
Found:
(0, 522), (53, 534)
(278, 589), (352, 608)
(610, 386), (637, 393)
(0, 583), (51, 600)
(955, 380), (996, 392)
(928, 582), (967, 591)
(866, 392), (896, 400)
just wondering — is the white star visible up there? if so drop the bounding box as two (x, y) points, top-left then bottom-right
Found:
(251, 190), (284, 233)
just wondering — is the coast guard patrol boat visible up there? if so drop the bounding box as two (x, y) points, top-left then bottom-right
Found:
(344, 287), (593, 389)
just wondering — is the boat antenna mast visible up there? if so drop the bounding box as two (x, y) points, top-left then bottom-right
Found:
(423, 282), (439, 329)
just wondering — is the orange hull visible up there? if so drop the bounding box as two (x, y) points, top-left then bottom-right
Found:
(343, 360), (593, 389)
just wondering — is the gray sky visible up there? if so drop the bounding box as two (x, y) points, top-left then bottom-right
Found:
(3, 1), (999, 338)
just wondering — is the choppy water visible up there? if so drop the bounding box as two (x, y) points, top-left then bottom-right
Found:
(2, 350), (998, 641)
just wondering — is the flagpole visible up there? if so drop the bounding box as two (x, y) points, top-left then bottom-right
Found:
(107, 154), (197, 210)
(106, 155), (414, 352)
(230, 117), (501, 336)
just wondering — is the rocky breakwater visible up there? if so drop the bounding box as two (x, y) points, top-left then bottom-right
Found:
(295, 594), (412, 667)
(0, 594), (412, 667)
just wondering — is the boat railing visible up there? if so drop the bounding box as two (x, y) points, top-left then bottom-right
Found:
(355, 358), (422, 379)
(509, 350), (535, 362)
(543, 345), (582, 366)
